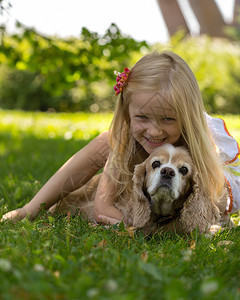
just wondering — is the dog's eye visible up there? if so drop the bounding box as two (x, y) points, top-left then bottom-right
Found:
(179, 166), (188, 176)
(152, 161), (161, 169)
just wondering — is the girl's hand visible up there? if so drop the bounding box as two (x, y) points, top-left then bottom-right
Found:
(98, 214), (122, 225)
(1, 207), (27, 222)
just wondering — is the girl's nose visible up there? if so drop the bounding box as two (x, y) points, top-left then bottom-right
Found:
(147, 122), (163, 137)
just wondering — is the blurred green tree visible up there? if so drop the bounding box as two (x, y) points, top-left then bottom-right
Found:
(0, 22), (149, 111)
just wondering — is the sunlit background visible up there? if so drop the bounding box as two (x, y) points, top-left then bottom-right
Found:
(0, 0), (239, 114)
(3, 0), (235, 44)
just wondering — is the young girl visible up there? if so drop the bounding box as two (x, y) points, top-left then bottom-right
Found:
(2, 51), (240, 224)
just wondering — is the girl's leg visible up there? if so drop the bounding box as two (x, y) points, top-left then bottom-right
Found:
(1, 131), (109, 221)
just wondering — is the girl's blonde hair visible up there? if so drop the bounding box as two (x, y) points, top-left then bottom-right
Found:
(109, 51), (225, 202)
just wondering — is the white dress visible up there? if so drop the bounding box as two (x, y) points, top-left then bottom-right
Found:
(205, 113), (240, 214)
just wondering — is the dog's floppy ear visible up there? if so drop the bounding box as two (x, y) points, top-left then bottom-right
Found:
(179, 172), (221, 233)
(127, 160), (151, 228)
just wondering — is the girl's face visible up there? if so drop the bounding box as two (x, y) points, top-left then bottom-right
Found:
(129, 92), (181, 154)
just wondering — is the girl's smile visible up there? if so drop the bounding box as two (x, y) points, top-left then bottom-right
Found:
(129, 92), (181, 154)
(144, 137), (167, 146)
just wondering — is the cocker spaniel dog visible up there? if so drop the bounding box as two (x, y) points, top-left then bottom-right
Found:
(50, 144), (232, 234)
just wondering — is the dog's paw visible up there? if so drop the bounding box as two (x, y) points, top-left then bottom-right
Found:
(210, 224), (222, 234)
(204, 224), (222, 238)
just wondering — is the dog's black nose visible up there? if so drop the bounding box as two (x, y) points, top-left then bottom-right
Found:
(161, 167), (175, 179)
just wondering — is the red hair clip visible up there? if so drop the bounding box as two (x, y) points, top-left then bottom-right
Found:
(114, 67), (130, 95)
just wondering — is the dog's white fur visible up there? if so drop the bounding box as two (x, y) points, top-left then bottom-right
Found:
(50, 144), (233, 234)
(144, 145), (193, 216)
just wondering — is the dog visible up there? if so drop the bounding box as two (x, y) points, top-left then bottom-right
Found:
(49, 144), (232, 234)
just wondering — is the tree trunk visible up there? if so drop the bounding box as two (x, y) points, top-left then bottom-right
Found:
(188, 0), (226, 37)
(233, 0), (240, 25)
(157, 0), (190, 36)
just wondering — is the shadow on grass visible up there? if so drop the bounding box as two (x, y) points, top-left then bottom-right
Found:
(0, 131), (95, 210)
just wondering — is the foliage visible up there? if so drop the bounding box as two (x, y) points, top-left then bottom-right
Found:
(0, 65), (50, 110)
(0, 23), (149, 112)
(0, 23), (240, 113)
(0, 110), (240, 299)
(224, 13), (240, 42)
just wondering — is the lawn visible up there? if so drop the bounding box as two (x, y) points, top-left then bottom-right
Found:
(0, 110), (240, 300)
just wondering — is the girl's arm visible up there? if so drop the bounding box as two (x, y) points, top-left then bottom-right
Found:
(94, 156), (123, 224)
(1, 131), (110, 222)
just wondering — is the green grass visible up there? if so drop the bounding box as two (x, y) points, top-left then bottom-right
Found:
(0, 109), (240, 300)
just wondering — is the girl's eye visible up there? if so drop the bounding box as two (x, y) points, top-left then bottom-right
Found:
(163, 117), (175, 121)
(136, 115), (148, 120)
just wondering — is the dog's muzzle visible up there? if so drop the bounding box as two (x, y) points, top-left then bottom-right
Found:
(159, 167), (175, 188)
(161, 167), (175, 179)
